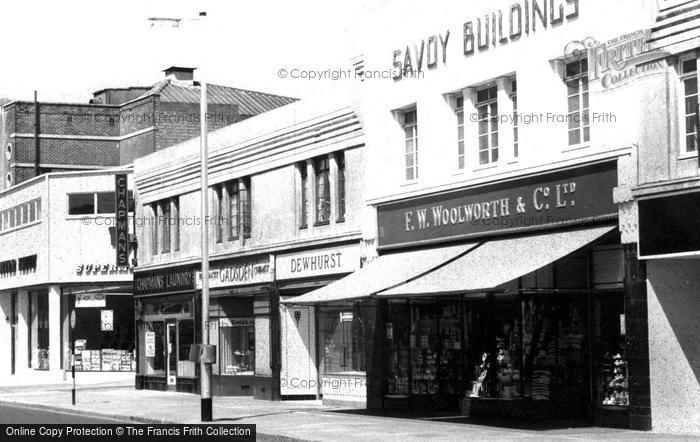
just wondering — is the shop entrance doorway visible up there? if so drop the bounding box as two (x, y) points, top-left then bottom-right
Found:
(10, 292), (17, 375)
(166, 321), (177, 386)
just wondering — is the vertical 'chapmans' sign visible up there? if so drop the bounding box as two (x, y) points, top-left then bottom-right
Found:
(115, 174), (129, 266)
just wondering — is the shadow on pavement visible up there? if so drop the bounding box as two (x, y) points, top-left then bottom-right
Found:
(324, 408), (593, 431)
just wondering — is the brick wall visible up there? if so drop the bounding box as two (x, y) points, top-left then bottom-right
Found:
(13, 103), (119, 137)
(13, 137), (118, 167)
(119, 97), (157, 165)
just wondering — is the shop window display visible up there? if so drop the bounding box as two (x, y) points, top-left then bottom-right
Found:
(593, 292), (629, 407)
(72, 295), (135, 372)
(319, 304), (365, 375)
(219, 320), (255, 376)
(386, 301), (411, 396)
(177, 319), (195, 377)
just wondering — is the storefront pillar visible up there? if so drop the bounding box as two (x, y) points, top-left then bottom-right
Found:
(15, 290), (30, 374)
(30, 292), (38, 369)
(48, 285), (62, 374)
(623, 244), (652, 431)
(0, 294), (11, 375)
(365, 299), (387, 410)
(269, 287), (281, 401)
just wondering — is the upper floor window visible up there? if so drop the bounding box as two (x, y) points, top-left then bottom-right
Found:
(213, 177), (251, 241)
(299, 164), (308, 228)
(336, 152), (346, 222)
(403, 109), (418, 180)
(565, 59), (590, 146)
(511, 80), (519, 158)
(68, 191), (134, 215)
(150, 196), (179, 255)
(0, 198), (41, 233)
(315, 157), (331, 224)
(239, 178), (251, 238)
(477, 86), (499, 165)
(213, 185), (224, 243)
(455, 96), (465, 169)
(226, 181), (240, 240)
(681, 56), (698, 154)
(160, 199), (171, 253)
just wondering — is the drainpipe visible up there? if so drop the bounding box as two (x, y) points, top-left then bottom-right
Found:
(34, 91), (40, 177)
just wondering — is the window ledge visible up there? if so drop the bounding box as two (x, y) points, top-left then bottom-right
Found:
(313, 220), (330, 227)
(228, 236), (240, 242)
(562, 143), (591, 153)
(472, 163), (499, 172)
(452, 169), (466, 177)
(336, 218), (345, 224)
(401, 179), (419, 187)
(678, 151), (699, 160)
(298, 224), (308, 230)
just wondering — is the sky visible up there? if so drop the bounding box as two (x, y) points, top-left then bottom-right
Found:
(0, 0), (394, 103)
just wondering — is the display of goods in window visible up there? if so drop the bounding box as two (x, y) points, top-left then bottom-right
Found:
(601, 353), (629, 406)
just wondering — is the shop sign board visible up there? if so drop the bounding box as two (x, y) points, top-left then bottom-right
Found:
(100, 310), (114, 331)
(377, 161), (618, 249)
(115, 174), (129, 266)
(145, 332), (156, 357)
(219, 318), (254, 327)
(638, 192), (700, 258)
(275, 244), (361, 280)
(75, 293), (106, 308)
(392, 0), (580, 80)
(196, 256), (272, 289)
(134, 265), (196, 296)
(321, 373), (367, 403)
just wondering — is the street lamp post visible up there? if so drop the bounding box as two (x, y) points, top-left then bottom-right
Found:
(149, 11), (212, 422)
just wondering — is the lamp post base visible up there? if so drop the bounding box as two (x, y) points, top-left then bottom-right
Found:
(201, 397), (213, 422)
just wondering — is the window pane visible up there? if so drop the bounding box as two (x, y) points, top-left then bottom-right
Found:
(569, 129), (581, 145)
(477, 89), (489, 102)
(457, 111), (464, 125)
(405, 167), (415, 181)
(96, 192), (115, 214)
(686, 115), (697, 134)
(492, 148), (499, 163)
(568, 113), (581, 130)
(405, 139), (414, 153)
(457, 125), (464, 140)
(478, 118), (488, 135)
(686, 134), (697, 152)
(686, 95), (699, 115)
(479, 135), (489, 151)
(583, 126), (590, 142)
(566, 61), (580, 77)
(683, 58), (697, 74)
(568, 95), (580, 112)
(458, 154), (465, 170)
(479, 150), (489, 165)
(582, 92), (589, 109)
(68, 194), (95, 215)
(567, 80), (580, 97)
(457, 140), (464, 156)
(685, 78), (698, 96)
(492, 132), (499, 148)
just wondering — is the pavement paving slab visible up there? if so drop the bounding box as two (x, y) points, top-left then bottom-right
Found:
(0, 384), (698, 441)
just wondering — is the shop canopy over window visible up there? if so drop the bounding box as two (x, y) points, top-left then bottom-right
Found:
(283, 225), (615, 304)
(282, 243), (478, 305)
(379, 225), (615, 297)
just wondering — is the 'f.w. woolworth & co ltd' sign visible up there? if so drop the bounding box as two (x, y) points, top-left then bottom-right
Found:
(376, 161), (617, 249)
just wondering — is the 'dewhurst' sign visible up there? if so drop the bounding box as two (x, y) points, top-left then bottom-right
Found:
(377, 161), (617, 249)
